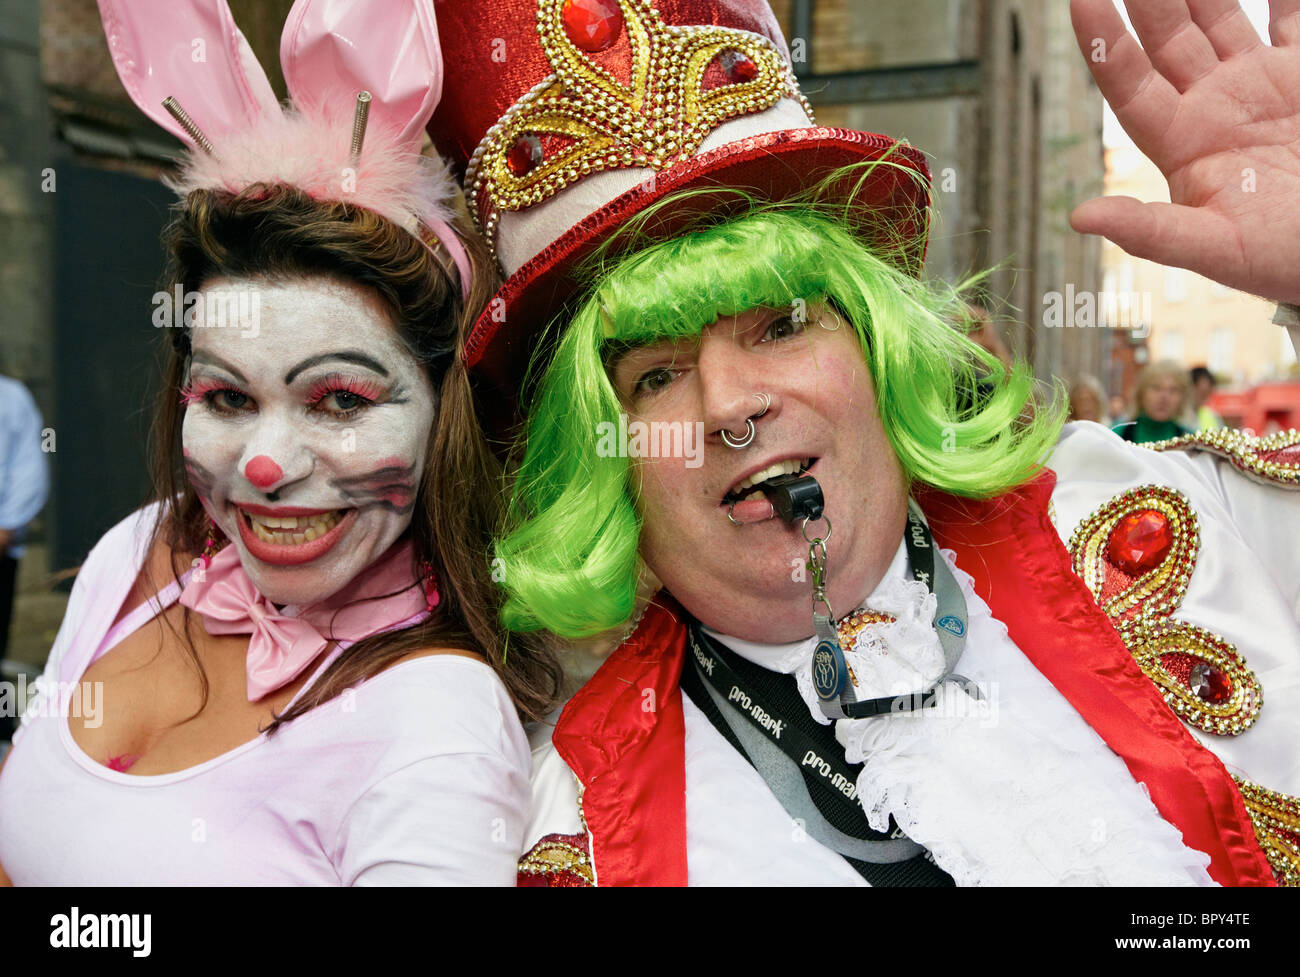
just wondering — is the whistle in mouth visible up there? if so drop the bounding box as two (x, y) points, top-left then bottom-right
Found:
(760, 473), (824, 523)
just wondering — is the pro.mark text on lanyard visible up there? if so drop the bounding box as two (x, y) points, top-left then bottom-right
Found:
(725, 685), (786, 739)
(689, 628), (864, 805)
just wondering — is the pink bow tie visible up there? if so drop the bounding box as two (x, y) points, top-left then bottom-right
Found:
(179, 539), (432, 701)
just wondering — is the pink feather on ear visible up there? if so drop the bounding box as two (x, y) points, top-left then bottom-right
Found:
(169, 103), (461, 246)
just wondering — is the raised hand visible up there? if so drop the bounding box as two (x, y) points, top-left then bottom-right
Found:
(1070, 0), (1300, 304)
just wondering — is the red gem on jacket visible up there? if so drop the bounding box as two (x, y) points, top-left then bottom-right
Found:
(561, 0), (624, 52)
(719, 50), (758, 83)
(1105, 509), (1172, 575)
(507, 133), (544, 176)
(1189, 662), (1232, 704)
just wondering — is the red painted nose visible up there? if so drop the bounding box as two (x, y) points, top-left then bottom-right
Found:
(244, 455), (284, 490)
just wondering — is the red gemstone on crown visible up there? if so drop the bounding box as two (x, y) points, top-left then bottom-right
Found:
(1105, 509), (1172, 575)
(561, 0), (623, 52)
(507, 134), (544, 176)
(1189, 662), (1232, 704)
(720, 50), (758, 83)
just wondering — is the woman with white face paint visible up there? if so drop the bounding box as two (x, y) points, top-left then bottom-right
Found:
(0, 0), (560, 884)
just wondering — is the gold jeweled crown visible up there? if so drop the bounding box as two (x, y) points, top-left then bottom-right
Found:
(464, 0), (811, 250)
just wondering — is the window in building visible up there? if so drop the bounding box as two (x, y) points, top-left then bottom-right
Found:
(1162, 330), (1184, 362)
(1163, 267), (1188, 302)
(1209, 327), (1234, 374)
(1120, 261), (1134, 295)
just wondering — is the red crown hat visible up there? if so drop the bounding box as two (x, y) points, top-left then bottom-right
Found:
(428, 0), (931, 420)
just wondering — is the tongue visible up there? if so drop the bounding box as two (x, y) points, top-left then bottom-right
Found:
(728, 496), (776, 524)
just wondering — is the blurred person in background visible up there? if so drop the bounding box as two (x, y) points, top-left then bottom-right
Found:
(0, 373), (49, 742)
(1108, 394), (1128, 425)
(1114, 359), (1193, 444)
(964, 303), (1014, 370)
(1067, 375), (1108, 425)
(1186, 365), (1225, 431)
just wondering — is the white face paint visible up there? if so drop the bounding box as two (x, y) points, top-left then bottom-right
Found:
(181, 276), (437, 606)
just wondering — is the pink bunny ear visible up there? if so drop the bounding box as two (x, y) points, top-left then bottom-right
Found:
(97, 0), (281, 149)
(280, 0), (443, 152)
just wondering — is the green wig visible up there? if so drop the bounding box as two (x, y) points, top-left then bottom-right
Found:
(496, 174), (1067, 640)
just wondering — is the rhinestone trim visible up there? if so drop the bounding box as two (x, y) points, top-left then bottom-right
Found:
(1146, 428), (1300, 488)
(517, 831), (596, 885)
(517, 773), (596, 886)
(1066, 486), (1262, 736)
(1233, 776), (1300, 887)
(837, 609), (896, 648)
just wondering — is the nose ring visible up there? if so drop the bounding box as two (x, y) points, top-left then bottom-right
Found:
(721, 418), (756, 449)
(720, 392), (769, 449)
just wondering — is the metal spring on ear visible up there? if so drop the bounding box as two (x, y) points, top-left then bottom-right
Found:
(161, 96), (215, 154)
(349, 91), (372, 165)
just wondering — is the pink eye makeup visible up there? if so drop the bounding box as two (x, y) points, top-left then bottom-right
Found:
(179, 378), (252, 413)
(304, 372), (388, 418)
(179, 372), (390, 418)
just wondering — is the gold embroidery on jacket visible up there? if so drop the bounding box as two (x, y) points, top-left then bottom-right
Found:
(1068, 486), (1261, 736)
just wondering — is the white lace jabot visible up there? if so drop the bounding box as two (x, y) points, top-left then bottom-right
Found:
(703, 537), (1214, 886)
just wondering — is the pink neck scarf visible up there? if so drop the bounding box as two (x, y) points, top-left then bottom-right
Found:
(179, 539), (435, 701)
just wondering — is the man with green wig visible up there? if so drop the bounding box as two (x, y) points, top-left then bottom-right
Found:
(429, 0), (1300, 885)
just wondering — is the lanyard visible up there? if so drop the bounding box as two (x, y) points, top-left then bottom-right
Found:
(808, 499), (976, 720)
(684, 622), (954, 881)
(688, 625), (869, 812)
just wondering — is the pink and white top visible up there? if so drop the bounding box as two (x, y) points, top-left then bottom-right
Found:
(0, 505), (529, 885)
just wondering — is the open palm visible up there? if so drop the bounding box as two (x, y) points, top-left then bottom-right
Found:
(1071, 0), (1300, 303)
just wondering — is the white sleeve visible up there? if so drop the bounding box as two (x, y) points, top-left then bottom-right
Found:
(334, 751), (528, 885)
(1050, 422), (1300, 615)
(11, 626), (66, 748)
(330, 658), (531, 886)
(12, 505), (162, 747)
(1141, 433), (1300, 616)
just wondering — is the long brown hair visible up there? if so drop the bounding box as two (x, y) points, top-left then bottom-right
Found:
(147, 183), (561, 727)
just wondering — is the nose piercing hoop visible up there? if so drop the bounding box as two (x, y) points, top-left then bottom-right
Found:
(721, 419), (756, 449)
(720, 392), (769, 449)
